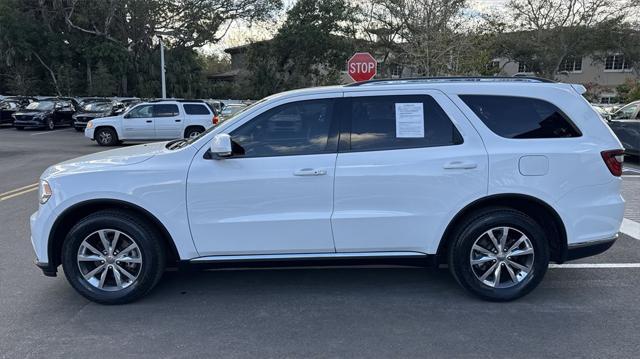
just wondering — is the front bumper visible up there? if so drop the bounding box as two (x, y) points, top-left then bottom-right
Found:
(14, 119), (45, 127)
(565, 234), (618, 261)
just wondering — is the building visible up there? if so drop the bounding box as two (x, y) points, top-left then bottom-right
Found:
(494, 55), (637, 103)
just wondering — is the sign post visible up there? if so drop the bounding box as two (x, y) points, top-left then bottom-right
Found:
(347, 52), (377, 82)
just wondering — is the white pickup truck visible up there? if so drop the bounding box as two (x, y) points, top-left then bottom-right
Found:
(84, 100), (217, 146)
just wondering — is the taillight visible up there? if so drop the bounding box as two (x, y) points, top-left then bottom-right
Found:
(212, 115), (219, 125)
(601, 149), (624, 176)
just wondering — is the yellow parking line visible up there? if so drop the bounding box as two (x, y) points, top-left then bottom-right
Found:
(0, 187), (38, 201)
(0, 183), (38, 198)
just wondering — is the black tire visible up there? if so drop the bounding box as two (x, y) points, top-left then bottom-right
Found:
(95, 127), (118, 146)
(184, 126), (204, 139)
(448, 208), (549, 301)
(74, 126), (84, 132)
(61, 210), (166, 304)
(46, 118), (55, 130)
(15, 126), (24, 130)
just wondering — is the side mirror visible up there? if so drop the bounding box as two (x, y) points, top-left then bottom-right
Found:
(210, 133), (233, 158)
(123, 113), (130, 119)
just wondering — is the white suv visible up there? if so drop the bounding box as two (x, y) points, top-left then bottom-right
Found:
(85, 100), (217, 145)
(31, 78), (625, 304)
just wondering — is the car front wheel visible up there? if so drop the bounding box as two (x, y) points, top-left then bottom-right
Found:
(61, 210), (166, 304)
(46, 118), (55, 130)
(95, 127), (119, 146)
(448, 208), (549, 301)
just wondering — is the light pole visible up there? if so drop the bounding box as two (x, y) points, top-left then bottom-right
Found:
(159, 36), (166, 99)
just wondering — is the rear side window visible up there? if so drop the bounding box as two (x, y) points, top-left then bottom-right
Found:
(348, 95), (463, 151)
(183, 104), (211, 115)
(459, 95), (581, 138)
(153, 104), (179, 117)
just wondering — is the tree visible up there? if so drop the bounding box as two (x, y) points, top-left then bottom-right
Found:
(495, 0), (640, 78)
(241, 0), (358, 98)
(360, 0), (476, 76)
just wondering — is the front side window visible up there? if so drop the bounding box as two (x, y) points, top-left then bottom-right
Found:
(127, 105), (153, 118)
(230, 99), (336, 157)
(153, 104), (179, 117)
(347, 95), (463, 151)
(460, 95), (581, 139)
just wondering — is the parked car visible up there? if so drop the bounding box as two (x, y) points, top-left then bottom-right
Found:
(607, 100), (640, 157)
(1, 96), (37, 124)
(31, 77), (624, 304)
(113, 98), (142, 115)
(84, 100), (216, 145)
(219, 103), (247, 121)
(13, 99), (76, 130)
(1, 98), (32, 124)
(72, 100), (119, 131)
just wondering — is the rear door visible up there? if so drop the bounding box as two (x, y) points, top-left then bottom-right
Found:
(331, 89), (488, 254)
(122, 104), (155, 139)
(183, 103), (213, 129)
(153, 104), (183, 139)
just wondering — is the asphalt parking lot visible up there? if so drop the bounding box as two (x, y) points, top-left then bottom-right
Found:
(1, 125), (640, 358)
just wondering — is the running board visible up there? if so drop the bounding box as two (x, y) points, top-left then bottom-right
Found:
(183, 251), (436, 270)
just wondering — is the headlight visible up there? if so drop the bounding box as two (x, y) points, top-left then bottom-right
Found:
(39, 180), (52, 205)
(86, 121), (94, 129)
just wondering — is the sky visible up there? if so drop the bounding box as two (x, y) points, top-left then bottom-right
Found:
(203, 0), (510, 56)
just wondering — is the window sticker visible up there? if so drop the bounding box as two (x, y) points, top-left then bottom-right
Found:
(395, 103), (424, 138)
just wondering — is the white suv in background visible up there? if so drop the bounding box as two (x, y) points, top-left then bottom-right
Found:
(31, 77), (625, 304)
(85, 100), (217, 145)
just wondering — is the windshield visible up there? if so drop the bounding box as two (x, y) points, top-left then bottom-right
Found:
(25, 101), (55, 111)
(83, 102), (112, 112)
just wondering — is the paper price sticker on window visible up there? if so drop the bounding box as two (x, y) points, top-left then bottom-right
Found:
(395, 103), (424, 138)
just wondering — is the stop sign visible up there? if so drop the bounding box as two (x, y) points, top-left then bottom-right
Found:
(347, 52), (377, 82)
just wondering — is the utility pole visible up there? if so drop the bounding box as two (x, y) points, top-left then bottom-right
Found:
(160, 38), (166, 99)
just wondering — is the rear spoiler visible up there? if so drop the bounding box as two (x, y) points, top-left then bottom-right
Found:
(570, 84), (587, 95)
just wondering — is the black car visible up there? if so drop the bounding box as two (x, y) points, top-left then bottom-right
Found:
(72, 100), (117, 131)
(13, 99), (76, 130)
(0, 97), (36, 125)
(608, 101), (640, 157)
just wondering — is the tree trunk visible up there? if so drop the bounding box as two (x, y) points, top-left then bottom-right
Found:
(32, 51), (61, 96)
(86, 58), (93, 95)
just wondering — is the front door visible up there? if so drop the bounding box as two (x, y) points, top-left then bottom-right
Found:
(187, 97), (340, 256)
(331, 90), (488, 254)
(122, 104), (155, 139)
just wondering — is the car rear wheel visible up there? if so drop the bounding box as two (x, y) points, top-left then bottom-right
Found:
(184, 126), (203, 139)
(46, 119), (55, 130)
(448, 208), (549, 301)
(61, 210), (165, 304)
(95, 127), (118, 146)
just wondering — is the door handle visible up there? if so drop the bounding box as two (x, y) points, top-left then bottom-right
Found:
(443, 161), (478, 170)
(146, 120), (152, 123)
(175, 119), (181, 122)
(293, 168), (327, 176)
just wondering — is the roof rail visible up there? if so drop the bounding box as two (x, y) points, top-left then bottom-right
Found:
(345, 76), (556, 87)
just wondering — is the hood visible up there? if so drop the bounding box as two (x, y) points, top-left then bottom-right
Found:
(42, 141), (169, 179)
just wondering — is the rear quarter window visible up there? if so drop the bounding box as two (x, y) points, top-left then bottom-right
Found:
(183, 104), (211, 115)
(459, 95), (581, 139)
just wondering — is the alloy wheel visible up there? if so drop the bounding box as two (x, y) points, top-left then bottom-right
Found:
(98, 131), (112, 145)
(77, 229), (142, 291)
(469, 226), (535, 289)
(188, 130), (201, 138)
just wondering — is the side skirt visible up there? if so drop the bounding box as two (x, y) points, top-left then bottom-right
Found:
(179, 251), (438, 271)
